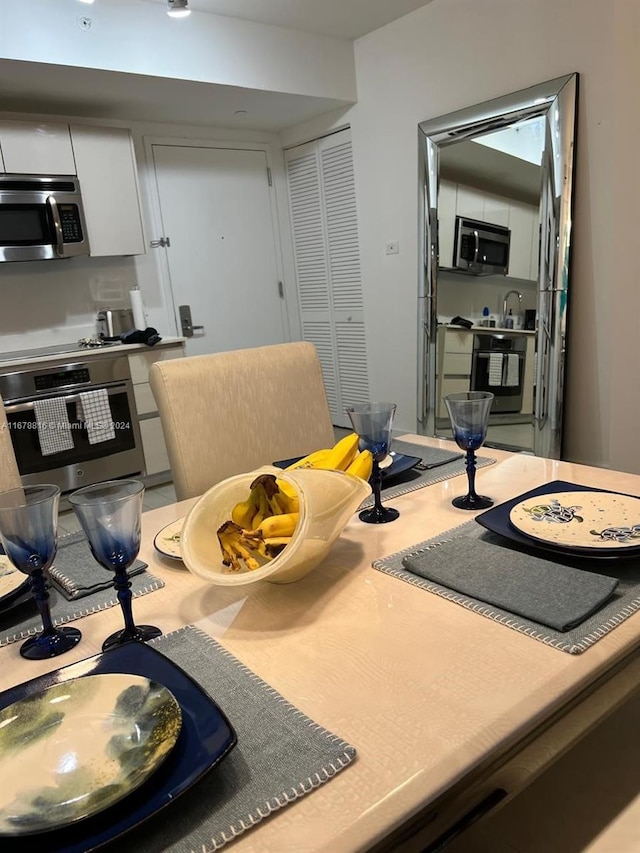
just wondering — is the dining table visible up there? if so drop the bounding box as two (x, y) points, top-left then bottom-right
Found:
(2, 434), (640, 852)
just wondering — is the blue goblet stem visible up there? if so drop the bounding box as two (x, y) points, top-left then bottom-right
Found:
(29, 565), (57, 637)
(371, 459), (385, 514)
(464, 448), (479, 501)
(112, 566), (139, 641)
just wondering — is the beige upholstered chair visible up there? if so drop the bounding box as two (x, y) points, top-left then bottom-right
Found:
(149, 342), (336, 500)
(0, 395), (21, 493)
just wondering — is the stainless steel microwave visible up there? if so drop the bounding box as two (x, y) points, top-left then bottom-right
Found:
(452, 215), (510, 276)
(0, 174), (90, 262)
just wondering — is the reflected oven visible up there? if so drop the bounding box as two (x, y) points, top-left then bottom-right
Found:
(471, 333), (527, 414)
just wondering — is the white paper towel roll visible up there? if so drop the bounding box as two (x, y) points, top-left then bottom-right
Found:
(130, 288), (147, 330)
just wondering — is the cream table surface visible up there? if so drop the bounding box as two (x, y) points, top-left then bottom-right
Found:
(2, 436), (640, 852)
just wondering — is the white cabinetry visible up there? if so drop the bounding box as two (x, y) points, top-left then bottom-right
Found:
(0, 120), (75, 175)
(129, 343), (185, 481)
(438, 180), (457, 269)
(0, 118), (145, 257)
(508, 201), (537, 280)
(439, 179), (539, 280)
(70, 125), (145, 257)
(436, 327), (473, 417)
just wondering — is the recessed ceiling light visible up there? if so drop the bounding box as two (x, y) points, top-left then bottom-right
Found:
(167, 0), (191, 17)
(77, 0), (95, 4)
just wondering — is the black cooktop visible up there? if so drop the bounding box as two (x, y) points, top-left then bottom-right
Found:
(0, 341), (117, 363)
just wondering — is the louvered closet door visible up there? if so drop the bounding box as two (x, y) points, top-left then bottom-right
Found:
(285, 129), (370, 428)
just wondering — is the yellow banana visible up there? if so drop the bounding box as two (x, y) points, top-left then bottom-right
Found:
(346, 449), (374, 481)
(255, 512), (299, 539)
(274, 481), (300, 513)
(314, 432), (360, 471)
(263, 536), (292, 557)
(231, 498), (256, 528)
(285, 448), (331, 470)
(276, 478), (298, 500)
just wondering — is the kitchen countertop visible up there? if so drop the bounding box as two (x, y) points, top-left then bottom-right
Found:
(0, 337), (186, 372)
(441, 323), (535, 335)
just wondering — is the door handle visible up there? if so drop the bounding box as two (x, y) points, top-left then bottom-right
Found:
(179, 305), (204, 338)
(46, 196), (65, 257)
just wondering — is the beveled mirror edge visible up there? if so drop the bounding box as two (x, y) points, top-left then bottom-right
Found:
(416, 73), (579, 459)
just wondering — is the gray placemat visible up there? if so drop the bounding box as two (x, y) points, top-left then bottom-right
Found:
(111, 625), (356, 853)
(402, 538), (618, 632)
(372, 518), (640, 654)
(0, 533), (164, 646)
(49, 531), (147, 600)
(359, 439), (495, 511)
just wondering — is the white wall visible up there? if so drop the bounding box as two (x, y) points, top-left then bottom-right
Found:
(0, 254), (138, 351)
(0, 0), (356, 102)
(282, 0), (635, 471)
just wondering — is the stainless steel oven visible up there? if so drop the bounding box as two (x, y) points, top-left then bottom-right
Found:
(0, 355), (144, 499)
(471, 333), (527, 413)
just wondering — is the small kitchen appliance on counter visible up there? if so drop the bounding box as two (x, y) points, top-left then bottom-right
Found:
(96, 308), (135, 339)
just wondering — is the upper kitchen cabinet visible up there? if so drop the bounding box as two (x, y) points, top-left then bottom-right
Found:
(70, 125), (146, 257)
(0, 120), (76, 175)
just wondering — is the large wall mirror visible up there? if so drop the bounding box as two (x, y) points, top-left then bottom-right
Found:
(417, 74), (578, 458)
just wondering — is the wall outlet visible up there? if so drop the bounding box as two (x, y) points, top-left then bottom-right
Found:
(385, 241), (399, 255)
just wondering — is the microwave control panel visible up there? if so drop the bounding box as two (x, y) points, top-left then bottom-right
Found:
(59, 204), (84, 243)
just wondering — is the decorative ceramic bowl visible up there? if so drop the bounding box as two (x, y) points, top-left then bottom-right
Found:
(181, 467), (371, 585)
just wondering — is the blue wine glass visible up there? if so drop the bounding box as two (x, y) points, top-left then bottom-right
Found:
(0, 484), (82, 659)
(69, 479), (161, 652)
(444, 391), (494, 510)
(346, 402), (399, 524)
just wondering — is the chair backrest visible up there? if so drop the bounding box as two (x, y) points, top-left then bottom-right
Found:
(0, 395), (21, 493)
(149, 342), (336, 500)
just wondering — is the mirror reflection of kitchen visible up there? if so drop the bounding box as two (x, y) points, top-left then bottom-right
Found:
(435, 117), (543, 453)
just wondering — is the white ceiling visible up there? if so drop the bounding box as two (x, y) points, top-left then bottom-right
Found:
(0, 0), (435, 130)
(138, 0), (434, 40)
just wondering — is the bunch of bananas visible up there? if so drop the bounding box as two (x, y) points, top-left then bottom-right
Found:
(218, 473), (299, 573)
(285, 432), (374, 481)
(217, 433), (372, 573)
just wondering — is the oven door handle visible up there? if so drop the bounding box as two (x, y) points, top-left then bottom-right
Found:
(4, 384), (128, 414)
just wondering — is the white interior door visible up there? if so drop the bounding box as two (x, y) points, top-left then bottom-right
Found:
(151, 144), (288, 356)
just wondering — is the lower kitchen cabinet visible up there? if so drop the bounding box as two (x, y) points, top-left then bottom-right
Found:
(129, 342), (185, 482)
(436, 328), (473, 418)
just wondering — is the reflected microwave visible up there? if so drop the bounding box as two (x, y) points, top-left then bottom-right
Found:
(0, 174), (90, 262)
(452, 216), (510, 276)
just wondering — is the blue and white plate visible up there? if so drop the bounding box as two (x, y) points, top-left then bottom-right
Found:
(476, 480), (640, 560)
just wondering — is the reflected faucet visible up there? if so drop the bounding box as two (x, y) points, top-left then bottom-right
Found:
(502, 290), (522, 327)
